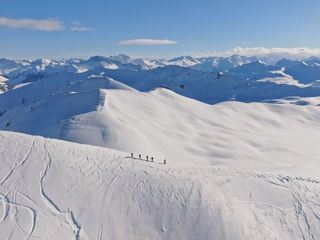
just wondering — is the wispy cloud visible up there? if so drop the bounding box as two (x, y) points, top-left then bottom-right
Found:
(118, 39), (177, 46)
(70, 22), (93, 32)
(70, 26), (93, 32)
(0, 16), (63, 31)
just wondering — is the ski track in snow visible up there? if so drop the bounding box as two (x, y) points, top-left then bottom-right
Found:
(0, 193), (36, 240)
(0, 132), (320, 239)
(0, 139), (35, 186)
(95, 155), (126, 240)
(0, 193), (8, 223)
(40, 140), (88, 240)
(0, 137), (37, 240)
(0, 136), (87, 239)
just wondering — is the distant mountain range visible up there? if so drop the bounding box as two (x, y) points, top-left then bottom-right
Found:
(1, 54), (320, 77)
(1, 54), (320, 104)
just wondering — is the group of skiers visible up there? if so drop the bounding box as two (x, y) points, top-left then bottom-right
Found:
(130, 153), (166, 165)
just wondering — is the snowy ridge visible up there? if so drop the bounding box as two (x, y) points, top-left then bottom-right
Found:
(1, 79), (320, 177)
(1, 131), (320, 239)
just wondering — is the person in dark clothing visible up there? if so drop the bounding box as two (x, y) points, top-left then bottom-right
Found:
(217, 72), (223, 79)
(146, 156), (149, 161)
(164, 159), (166, 165)
(131, 153), (134, 158)
(139, 154), (141, 159)
(151, 157), (154, 162)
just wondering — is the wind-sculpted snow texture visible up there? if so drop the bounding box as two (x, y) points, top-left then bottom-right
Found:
(1, 131), (320, 239)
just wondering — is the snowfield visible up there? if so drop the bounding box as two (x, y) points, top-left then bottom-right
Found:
(1, 86), (320, 239)
(1, 131), (320, 240)
(1, 55), (320, 239)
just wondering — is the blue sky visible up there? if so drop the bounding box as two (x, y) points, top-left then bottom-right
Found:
(1, 0), (320, 59)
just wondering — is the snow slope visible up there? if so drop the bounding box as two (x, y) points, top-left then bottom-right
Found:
(57, 88), (320, 177)
(1, 130), (320, 240)
(1, 77), (320, 177)
(0, 74), (132, 138)
(92, 66), (320, 103)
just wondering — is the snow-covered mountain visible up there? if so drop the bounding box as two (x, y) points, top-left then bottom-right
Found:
(193, 55), (257, 72)
(166, 56), (201, 67)
(2, 56), (143, 86)
(2, 55), (320, 90)
(0, 58), (29, 75)
(76, 56), (142, 72)
(1, 79), (320, 239)
(108, 54), (257, 71)
(0, 71), (320, 163)
(0, 54), (259, 82)
(1, 54), (320, 239)
(109, 54), (167, 70)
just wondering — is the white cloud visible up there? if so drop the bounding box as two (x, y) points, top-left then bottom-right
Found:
(0, 16), (64, 31)
(225, 47), (320, 58)
(118, 39), (177, 46)
(195, 47), (320, 64)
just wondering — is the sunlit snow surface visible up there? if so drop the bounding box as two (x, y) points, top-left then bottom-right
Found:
(1, 57), (320, 239)
(1, 86), (320, 239)
(1, 130), (320, 239)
